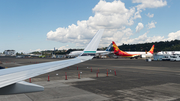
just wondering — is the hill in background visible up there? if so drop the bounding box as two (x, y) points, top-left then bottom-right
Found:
(115, 40), (180, 52)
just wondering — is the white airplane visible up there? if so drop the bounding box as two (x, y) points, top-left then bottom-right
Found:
(0, 29), (104, 95)
(126, 45), (155, 58)
(112, 41), (155, 59)
(157, 51), (180, 55)
(68, 43), (113, 57)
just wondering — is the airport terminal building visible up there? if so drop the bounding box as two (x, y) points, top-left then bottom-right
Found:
(3, 50), (15, 56)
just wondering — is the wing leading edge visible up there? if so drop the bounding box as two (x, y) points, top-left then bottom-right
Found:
(0, 29), (104, 94)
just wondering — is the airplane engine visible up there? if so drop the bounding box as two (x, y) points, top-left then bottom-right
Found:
(141, 55), (146, 58)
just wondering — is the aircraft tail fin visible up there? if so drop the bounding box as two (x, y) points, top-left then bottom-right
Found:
(105, 43), (113, 51)
(112, 41), (121, 54)
(148, 45), (155, 54)
(80, 29), (104, 57)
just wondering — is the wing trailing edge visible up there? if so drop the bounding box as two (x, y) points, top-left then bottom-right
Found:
(0, 29), (104, 94)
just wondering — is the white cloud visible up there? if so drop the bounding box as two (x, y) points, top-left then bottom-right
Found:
(136, 22), (144, 32)
(47, 0), (141, 48)
(125, 30), (180, 45)
(28, 48), (53, 53)
(132, 0), (167, 10)
(89, 0), (136, 28)
(133, 10), (142, 19)
(34, 49), (42, 52)
(146, 13), (154, 18)
(99, 28), (134, 47)
(46, 0), (170, 49)
(146, 21), (157, 29)
(126, 31), (165, 44)
(167, 30), (180, 41)
(58, 45), (69, 50)
(92, 0), (129, 15)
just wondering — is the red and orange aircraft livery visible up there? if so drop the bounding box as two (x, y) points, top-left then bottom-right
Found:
(112, 41), (155, 58)
(112, 41), (140, 57)
(148, 45), (155, 54)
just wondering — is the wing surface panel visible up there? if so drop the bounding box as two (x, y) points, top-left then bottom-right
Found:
(0, 29), (104, 93)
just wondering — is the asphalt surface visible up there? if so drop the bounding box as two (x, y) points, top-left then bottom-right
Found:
(1, 57), (180, 101)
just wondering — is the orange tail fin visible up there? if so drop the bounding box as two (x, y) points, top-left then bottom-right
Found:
(112, 41), (134, 57)
(112, 41), (120, 53)
(148, 45), (155, 54)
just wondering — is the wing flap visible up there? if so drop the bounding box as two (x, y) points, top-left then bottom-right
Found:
(0, 81), (44, 95)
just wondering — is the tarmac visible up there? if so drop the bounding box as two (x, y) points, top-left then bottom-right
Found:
(1, 57), (180, 101)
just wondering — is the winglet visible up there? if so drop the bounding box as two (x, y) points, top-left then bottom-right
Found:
(80, 29), (104, 56)
(148, 45), (155, 54)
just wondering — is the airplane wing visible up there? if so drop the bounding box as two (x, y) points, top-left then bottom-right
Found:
(0, 29), (104, 95)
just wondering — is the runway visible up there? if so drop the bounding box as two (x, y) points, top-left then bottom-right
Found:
(1, 57), (180, 101)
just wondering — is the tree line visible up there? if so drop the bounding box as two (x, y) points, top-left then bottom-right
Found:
(29, 39), (180, 55)
(116, 40), (180, 52)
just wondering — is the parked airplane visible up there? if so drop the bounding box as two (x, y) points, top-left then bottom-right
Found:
(112, 41), (154, 59)
(157, 51), (180, 55)
(0, 29), (104, 95)
(68, 43), (113, 57)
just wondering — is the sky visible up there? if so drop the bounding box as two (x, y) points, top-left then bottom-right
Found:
(0, 0), (180, 53)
